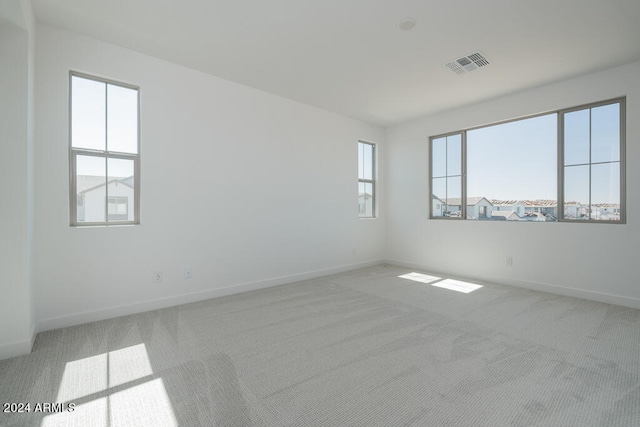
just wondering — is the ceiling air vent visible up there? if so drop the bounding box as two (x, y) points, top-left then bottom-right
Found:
(445, 51), (490, 75)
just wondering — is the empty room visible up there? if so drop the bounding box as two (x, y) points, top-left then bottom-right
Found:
(1, 0), (639, 426)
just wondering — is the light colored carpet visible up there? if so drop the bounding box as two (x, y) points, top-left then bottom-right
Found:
(1, 264), (639, 426)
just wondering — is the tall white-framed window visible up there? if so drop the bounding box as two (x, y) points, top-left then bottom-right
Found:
(560, 99), (625, 222)
(358, 141), (376, 218)
(431, 133), (463, 218)
(69, 72), (140, 226)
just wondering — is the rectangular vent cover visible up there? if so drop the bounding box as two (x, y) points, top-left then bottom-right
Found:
(446, 51), (490, 74)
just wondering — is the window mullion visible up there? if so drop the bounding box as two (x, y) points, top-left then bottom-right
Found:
(445, 137), (449, 215)
(620, 100), (626, 223)
(589, 108), (593, 221)
(104, 83), (109, 223)
(104, 156), (109, 223)
(557, 112), (563, 221)
(462, 131), (467, 220)
(70, 151), (77, 225)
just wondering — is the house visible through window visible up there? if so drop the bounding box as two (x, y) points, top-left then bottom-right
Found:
(70, 72), (140, 225)
(77, 195), (85, 222)
(430, 98), (625, 223)
(466, 113), (557, 221)
(107, 196), (129, 221)
(562, 102), (622, 221)
(431, 133), (462, 218)
(358, 141), (376, 218)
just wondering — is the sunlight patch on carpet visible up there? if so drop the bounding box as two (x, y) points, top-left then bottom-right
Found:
(398, 272), (441, 284)
(432, 278), (483, 294)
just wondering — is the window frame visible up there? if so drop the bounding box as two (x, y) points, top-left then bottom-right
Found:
(429, 97), (625, 224)
(429, 131), (465, 220)
(358, 140), (377, 219)
(559, 98), (626, 224)
(69, 71), (141, 226)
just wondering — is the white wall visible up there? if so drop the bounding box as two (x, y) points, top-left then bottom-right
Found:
(386, 60), (640, 308)
(0, 0), (36, 360)
(35, 24), (385, 331)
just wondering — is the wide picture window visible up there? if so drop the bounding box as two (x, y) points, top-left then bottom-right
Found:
(430, 98), (625, 223)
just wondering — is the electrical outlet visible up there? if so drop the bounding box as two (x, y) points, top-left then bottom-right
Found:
(153, 272), (163, 283)
(184, 268), (193, 279)
(506, 256), (513, 267)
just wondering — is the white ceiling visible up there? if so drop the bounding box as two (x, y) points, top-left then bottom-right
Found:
(33, 0), (640, 126)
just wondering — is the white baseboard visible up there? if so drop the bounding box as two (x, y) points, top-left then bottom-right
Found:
(385, 258), (640, 310)
(0, 328), (36, 361)
(37, 259), (383, 333)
